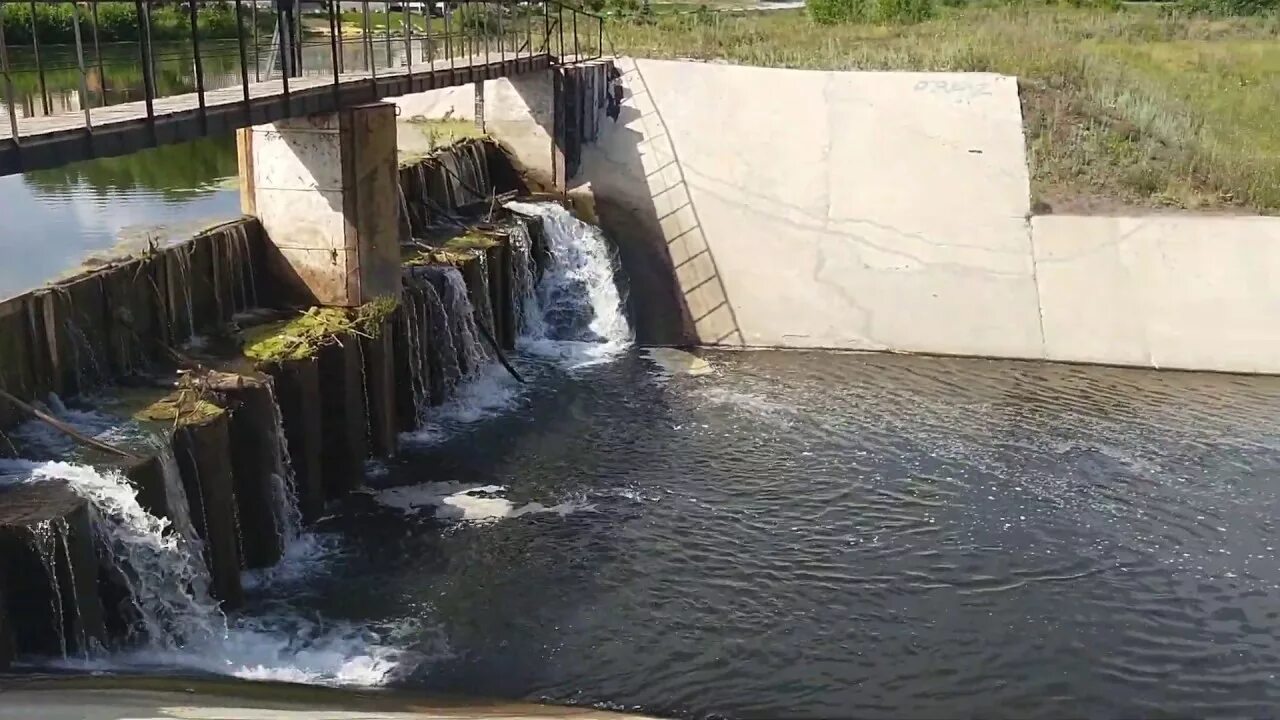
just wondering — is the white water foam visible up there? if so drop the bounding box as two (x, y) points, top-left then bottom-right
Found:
(507, 201), (633, 367)
(375, 482), (594, 524)
(0, 459), (417, 686)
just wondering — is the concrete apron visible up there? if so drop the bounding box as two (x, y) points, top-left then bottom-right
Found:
(0, 676), (658, 720)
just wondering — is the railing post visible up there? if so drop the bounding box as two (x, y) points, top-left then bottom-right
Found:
(496, 0), (504, 62)
(0, 2), (19, 142)
(425, 1), (434, 70)
(135, 0), (156, 135)
(190, 0), (207, 133)
(27, 0), (48, 116)
(335, 0), (346, 74)
(69, 1), (92, 130)
(384, 0), (393, 70)
(444, 2), (453, 70)
(235, 0), (251, 121)
(572, 8), (578, 62)
(276, 2), (290, 116)
(328, 0), (342, 102)
(557, 3), (564, 61)
(252, 0), (260, 81)
(362, 0), (373, 75)
(90, 1), (105, 106)
(403, 0), (413, 75)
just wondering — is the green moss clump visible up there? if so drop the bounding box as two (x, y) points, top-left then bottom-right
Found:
(134, 392), (225, 426)
(242, 299), (399, 363)
(444, 232), (501, 251)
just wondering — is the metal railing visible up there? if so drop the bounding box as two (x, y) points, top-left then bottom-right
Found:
(0, 0), (604, 143)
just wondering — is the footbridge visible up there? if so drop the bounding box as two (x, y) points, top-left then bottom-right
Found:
(0, 0), (602, 175)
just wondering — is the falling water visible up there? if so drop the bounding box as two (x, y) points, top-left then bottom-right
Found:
(418, 272), (462, 402)
(508, 221), (544, 338)
(438, 267), (488, 377)
(237, 225), (259, 310)
(27, 519), (69, 658)
(506, 201), (632, 355)
(175, 246), (197, 341)
(398, 184), (415, 241)
(400, 286), (432, 420)
(155, 446), (207, 584)
(28, 462), (227, 649)
(265, 380), (302, 548)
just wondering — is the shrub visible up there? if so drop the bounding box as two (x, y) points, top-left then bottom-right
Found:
(0, 1), (248, 45)
(1177, 0), (1278, 14)
(808, 0), (935, 23)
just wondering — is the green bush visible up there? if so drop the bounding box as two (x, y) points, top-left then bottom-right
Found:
(1, 1), (251, 45)
(1177, 0), (1278, 14)
(808, 0), (935, 23)
(454, 3), (505, 34)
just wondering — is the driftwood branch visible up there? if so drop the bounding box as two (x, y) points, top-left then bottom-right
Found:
(474, 318), (526, 385)
(0, 387), (141, 461)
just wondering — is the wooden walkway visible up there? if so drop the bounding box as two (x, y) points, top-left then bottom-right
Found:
(0, 51), (549, 176)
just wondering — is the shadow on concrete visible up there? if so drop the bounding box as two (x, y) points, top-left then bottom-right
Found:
(572, 61), (744, 347)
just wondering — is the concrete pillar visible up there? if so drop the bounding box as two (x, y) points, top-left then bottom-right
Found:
(238, 103), (402, 308)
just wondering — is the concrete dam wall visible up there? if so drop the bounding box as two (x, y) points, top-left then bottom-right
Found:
(565, 59), (1280, 374)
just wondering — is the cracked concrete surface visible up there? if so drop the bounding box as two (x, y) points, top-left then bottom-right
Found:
(581, 59), (1042, 356)
(1033, 215), (1280, 373)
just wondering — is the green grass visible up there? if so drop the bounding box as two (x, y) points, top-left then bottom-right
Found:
(605, 5), (1280, 213)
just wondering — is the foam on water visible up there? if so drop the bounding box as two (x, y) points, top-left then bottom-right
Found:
(0, 458), (418, 686)
(375, 482), (594, 524)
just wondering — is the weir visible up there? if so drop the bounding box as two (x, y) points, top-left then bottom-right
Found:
(0, 62), (612, 667)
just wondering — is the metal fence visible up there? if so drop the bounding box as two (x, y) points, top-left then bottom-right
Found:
(0, 0), (604, 141)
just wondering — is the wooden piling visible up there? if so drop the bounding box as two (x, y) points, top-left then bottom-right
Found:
(318, 335), (368, 497)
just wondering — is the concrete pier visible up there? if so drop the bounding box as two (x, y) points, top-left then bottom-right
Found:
(238, 104), (402, 308)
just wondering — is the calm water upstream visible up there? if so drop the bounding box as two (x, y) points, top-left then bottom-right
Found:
(258, 345), (1280, 719)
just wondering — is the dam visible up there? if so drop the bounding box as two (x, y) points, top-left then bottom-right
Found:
(2, 3), (1280, 718)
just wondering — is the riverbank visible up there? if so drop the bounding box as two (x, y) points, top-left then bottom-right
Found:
(605, 4), (1280, 214)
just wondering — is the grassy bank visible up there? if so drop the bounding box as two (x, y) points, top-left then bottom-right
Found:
(606, 5), (1280, 213)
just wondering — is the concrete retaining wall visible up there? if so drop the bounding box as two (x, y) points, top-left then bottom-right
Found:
(1033, 215), (1280, 374)
(573, 58), (1280, 374)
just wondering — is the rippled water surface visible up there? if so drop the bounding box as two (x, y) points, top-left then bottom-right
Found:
(294, 349), (1280, 718)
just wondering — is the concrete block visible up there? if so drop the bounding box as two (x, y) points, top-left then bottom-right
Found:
(244, 103), (402, 307)
(1032, 215), (1280, 373)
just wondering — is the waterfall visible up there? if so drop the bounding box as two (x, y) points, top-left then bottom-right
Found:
(420, 272), (461, 402)
(27, 519), (70, 658)
(399, 285), (432, 421)
(506, 201), (633, 356)
(156, 446), (207, 584)
(266, 380), (302, 548)
(508, 222), (544, 339)
(176, 245), (197, 341)
(17, 462), (227, 650)
(439, 266), (488, 378)
(398, 184), (414, 241)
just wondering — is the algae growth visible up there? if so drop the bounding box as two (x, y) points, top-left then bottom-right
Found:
(403, 231), (502, 268)
(241, 299), (397, 364)
(134, 392), (225, 427)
